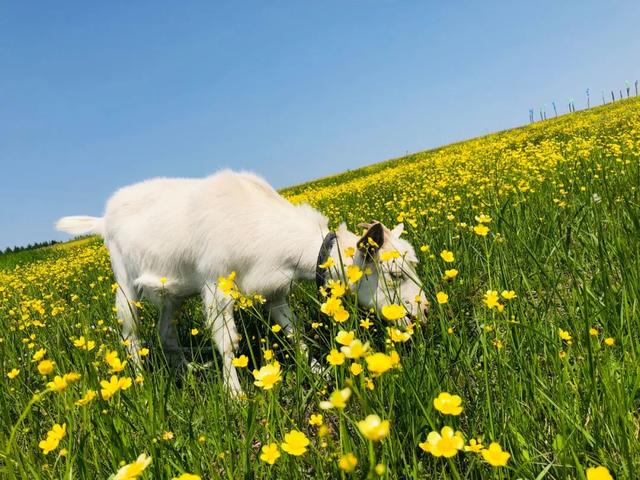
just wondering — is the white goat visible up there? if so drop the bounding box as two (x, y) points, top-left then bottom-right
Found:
(56, 170), (426, 396)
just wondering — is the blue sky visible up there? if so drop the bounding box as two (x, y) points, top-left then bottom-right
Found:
(1, 1), (639, 250)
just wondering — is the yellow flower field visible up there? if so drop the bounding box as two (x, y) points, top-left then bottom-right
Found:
(1, 97), (639, 479)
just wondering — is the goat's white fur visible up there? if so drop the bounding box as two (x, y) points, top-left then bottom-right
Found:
(56, 170), (425, 397)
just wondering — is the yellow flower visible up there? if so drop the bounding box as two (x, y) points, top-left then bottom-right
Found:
(386, 327), (412, 343)
(341, 339), (369, 358)
(327, 280), (346, 298)
(191, 328), (199, 336)
(263, 349), (274, 361)
(357, 415), (390, 441)
(259, 443), (280, 465)
(252, 362), (282, 390)
(218, 272), (237, 295)
(172, 474), (201, 480)
(160, 276), (167, 284)
(464, 438), (484, 452)
(326, 349), (346, 366)
(483, 290), (501, 309)
(375, 464), (386, 475)
(114, 453), (152, 480)
(271, 324), (282, 333)
(360, 318), (372, 329)
(481, 442), (510, 467)
(75, 390), (97, 406)
(586, 466), (613, 480)
(501, 290), (517, 300)
(7, 368), (20, 379)
(436, 292), (449, 304)
(232, 355), (249, 368)
(32, 348), (47, 362)
(433, 392), (463, 415)
(350, 363), (363, 375)
(37, 359), (55, 375)
(335, 330), (355, 346)
(443, 269), (458, 279)
(344, 246), (355, 258)
(39, 423), (66, 454)
(321, 296), (350, 323)
(281, 430), (310, 456)
(419, 426), (464, 458)
(604, 337), (615, 346)
(380, 250), (401, 261)
(320, 387), (351, 410)
(318, 257), (334, 269)
(346, 264), (363, 283)
(440, 250), (455, 263)
(46, 375), (68, 392)
(162, 431), (174, 441)
(559, 329), (572, 342)
(589, 328), (599, 336)
(365, 352), (393, 376)
(139, 347), (150, 357)
(381, 304), (407, 321)
(473, 224), (489, 236)
(100, 375), (130, 400)
(338, 452), (358, 472)
(309, 414), (323, 426)
(475, 214), (492, 223)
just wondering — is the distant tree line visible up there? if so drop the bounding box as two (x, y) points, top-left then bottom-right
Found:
(1, 240), (61, 256)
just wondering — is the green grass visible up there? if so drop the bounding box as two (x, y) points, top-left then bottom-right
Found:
(1, 98), (639, 479)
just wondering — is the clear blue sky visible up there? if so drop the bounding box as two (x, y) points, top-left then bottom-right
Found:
(1, 1), (639, 250)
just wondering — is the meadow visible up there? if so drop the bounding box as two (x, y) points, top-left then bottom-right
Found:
(1, 97), (639, 479)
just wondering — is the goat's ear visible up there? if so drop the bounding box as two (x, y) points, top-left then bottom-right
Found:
(357, 222), (384, 257)
(390, 223), (404, 238)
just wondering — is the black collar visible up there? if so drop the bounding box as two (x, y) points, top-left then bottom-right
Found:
(315, 231), (337, 290)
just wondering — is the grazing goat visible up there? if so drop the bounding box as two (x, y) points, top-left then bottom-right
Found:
(57, 170), (426, 396)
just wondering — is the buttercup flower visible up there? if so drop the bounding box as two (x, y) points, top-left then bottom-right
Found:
(281, 430), (310, 456)
(419, 426), (464, 458)
(433, 392), (463, 415)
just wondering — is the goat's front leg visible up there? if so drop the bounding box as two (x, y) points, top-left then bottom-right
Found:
(269, 295), (323, 374)
(202, 285), (243, 398)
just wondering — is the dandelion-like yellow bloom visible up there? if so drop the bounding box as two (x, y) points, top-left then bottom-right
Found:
(340, 339), (369, 358)
(38, 423), (66, 455)
(37, 359), (55, 375)
(338, 452), (358, 472)
(259, 443), (280, 465)
(357, 415), (390, 441)
(335, 330), (355, 346)
(319, 387), (351, 410)
(326, 348), (345, 366)
(440, 250), (455, 263)
(232, 355), (249, 368)
(113, 453), (152, 480)
(481, 442), (510, 467)
(436, 292), (449, 304)
(586, 466), (613, 480)
(172, 474), (201, 480)
(7, 368), (19, 379)
(252, 362), (282, 390)
(433, 392), (463, 415)
(381, 304), (406, 321)
(419, 426), (464, 458)
(75, 390), (97, 406)
(281, 430), (310, 456)
(365, 352), (393, 376)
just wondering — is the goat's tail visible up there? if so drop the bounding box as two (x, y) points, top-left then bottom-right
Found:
(55, 216), (105, 236)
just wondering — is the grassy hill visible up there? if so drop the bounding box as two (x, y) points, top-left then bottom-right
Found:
(1, 98), (639, 479)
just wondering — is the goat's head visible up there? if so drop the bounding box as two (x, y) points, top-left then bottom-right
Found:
(328, 221), (428, 325)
